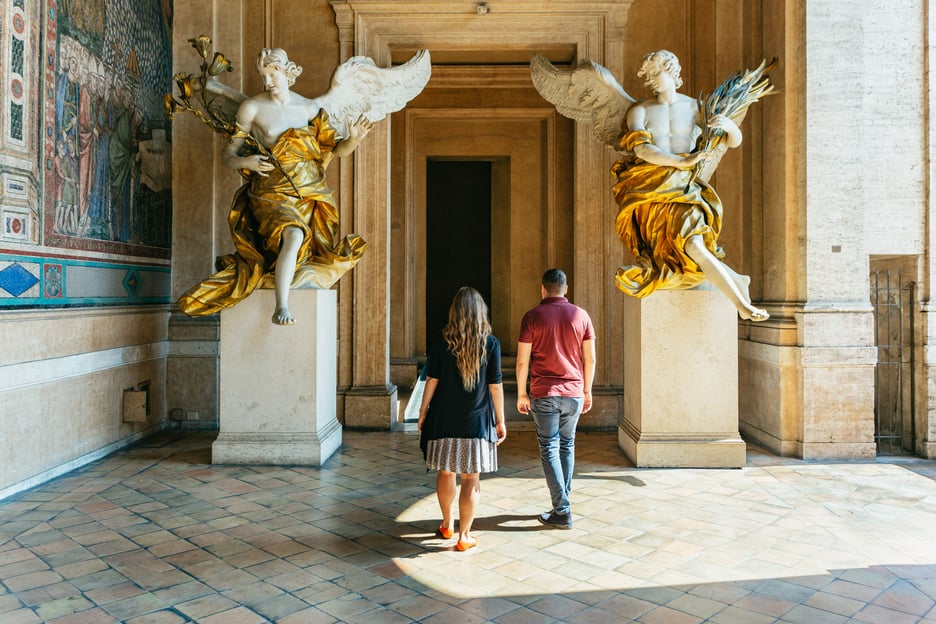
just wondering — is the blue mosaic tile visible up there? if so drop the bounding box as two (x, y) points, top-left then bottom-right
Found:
(0, 262), (39, 297)
(123, 269), (141, 297)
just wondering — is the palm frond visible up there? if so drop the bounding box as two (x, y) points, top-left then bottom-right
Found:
(698, 58), (777, 153)
(687, 58), (778, 188)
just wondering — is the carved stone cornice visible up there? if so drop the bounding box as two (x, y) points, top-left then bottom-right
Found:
(330, 0), (632, 59)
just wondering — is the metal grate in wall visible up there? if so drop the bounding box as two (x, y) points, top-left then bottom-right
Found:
(871, 268), (915, 455)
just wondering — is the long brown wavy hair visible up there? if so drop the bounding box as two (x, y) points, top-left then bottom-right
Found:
(442, 287), (491, 391)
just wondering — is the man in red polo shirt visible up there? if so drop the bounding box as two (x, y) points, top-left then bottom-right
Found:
(516, 268), (596, 529)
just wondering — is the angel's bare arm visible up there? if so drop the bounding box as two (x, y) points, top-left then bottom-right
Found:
(222, 100), (274, 174)
(708, 114), (742, 148)
(332, 116), (374, 157)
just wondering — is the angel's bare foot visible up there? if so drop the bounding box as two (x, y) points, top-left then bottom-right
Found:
(272, 307), (295, 326)
(738, 305), (769, 322)
(726, 270), (767, 320)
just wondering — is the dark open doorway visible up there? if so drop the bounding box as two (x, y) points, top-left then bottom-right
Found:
(425, 159), (492, 347)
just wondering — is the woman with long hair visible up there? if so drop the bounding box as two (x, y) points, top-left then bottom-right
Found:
(418, 287), (506, 551)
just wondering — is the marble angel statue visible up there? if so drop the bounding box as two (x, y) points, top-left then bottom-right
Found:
(166, 36), (431, 324)
(531, 50), (775, 321)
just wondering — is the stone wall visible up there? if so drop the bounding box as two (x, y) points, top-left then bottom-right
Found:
(168, 0), (928, 451)
(18, 0), (934, 501)
(0, 0), (174, 497)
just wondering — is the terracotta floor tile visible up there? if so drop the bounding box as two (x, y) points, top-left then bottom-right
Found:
(4, 570), (64, 593)
(1, 431), (936, 623)
(0, 608), (43, 624)
(274, 605), (338, 623)
(122, 610), (189, 624)
(33, 594), (95, 621)
(83, 580), (145, 605)
(198, 605), (268, 624)
(46, 607), (119, 623)
(98, 592), (166, 622)
(250, 592), (311, 620)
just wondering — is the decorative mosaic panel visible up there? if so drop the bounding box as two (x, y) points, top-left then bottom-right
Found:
(0, 0), (173, 309)
(8, 0), (28, 147)
(41, 0), (173, 257)
(0, 252), (170, 306)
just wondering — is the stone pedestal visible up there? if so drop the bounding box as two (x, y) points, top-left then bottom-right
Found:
(618, 287), (746, 468)
(213, 289), (341, 465)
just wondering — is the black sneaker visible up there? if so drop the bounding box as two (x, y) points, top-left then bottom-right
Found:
(538, 511), (572, 529)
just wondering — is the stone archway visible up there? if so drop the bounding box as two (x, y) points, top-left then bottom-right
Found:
(331, 0), (632, 428)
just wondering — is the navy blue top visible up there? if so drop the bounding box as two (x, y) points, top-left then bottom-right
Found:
(419, 333), (502, 459)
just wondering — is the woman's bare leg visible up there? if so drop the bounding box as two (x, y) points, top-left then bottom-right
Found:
(436, 471), (456, 535)
(684, 235), (769, 321)
(273, 226), (303, 325)
(457, 473), (480, 544)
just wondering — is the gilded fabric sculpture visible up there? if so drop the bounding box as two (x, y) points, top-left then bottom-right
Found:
(611, 129), (724, 298)
(167, 36), (430, 324)
(177, 113), (365, 316)
(531, 51), (775, 321)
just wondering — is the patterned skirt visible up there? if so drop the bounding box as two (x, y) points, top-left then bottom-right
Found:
(426, 437), (498, 474)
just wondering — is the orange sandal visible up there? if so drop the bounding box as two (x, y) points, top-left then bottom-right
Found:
(455, 536), (478, 551)
(437, 524), (454, 539)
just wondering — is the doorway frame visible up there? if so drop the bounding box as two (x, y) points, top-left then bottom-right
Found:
(422, 155), (504, 353)
(401, 107), (557, 372)
(331, 0), (633, 428)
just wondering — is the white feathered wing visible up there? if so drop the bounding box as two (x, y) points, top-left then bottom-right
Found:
(530, 53), (635, 151)
(318, 49), (432, 139)
(200, 49), (432, 140)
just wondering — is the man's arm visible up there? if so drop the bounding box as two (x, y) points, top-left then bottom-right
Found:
(581, 338), (596, 413)
(516, 341), (532, 415)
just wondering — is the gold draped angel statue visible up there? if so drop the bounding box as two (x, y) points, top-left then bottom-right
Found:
(167, 36), (431, 325)
(531, 50), (775, 321)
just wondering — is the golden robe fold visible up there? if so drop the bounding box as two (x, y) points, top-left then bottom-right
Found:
(178, 111), (365, 316)
(612, 129), (724, 298)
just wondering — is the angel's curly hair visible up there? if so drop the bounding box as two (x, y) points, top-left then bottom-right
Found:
(442, 287), (491, 391)
(638, 50), (683, 90)
(256, 48), (303, 85)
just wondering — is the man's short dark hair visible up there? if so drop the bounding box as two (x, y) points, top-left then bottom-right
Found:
(542, 268), (567, 295)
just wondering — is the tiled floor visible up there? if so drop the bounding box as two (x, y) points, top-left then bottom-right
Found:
(1, 429), (936, 623)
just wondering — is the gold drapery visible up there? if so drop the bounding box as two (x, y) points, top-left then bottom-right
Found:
(611, 129), (724, 298)
(178, 111), (365, 316)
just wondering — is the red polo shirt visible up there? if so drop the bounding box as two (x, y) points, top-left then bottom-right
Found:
(518, 296), (594, 399)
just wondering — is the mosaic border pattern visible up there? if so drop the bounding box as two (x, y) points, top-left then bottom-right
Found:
(0, 251), (170, 307)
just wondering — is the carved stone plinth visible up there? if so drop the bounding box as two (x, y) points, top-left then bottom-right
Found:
(213, 289), (341, 465)
(618, 287), (746, 468)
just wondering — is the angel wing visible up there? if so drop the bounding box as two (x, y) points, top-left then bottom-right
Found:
(202, 78), (246, 129)
(530, 53), (635, 150)
(317, 49), (432, 139)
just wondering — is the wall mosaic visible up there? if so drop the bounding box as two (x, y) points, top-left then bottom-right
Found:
(0, 0), (173, 308)
(45, 0), (173, 252)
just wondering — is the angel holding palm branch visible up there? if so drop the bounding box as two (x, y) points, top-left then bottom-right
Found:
(531, 50), (774, 321)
